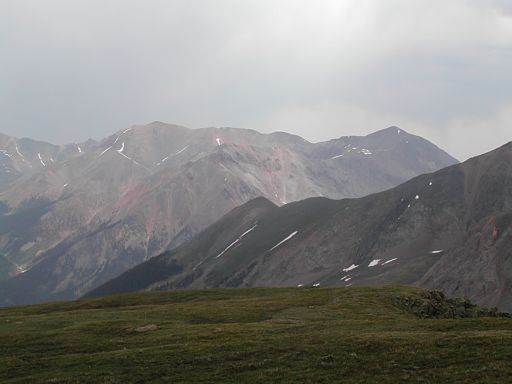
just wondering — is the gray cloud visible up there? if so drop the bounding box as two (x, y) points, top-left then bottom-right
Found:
(0, 0), (511, 160)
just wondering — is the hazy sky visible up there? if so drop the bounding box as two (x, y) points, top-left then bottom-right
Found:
(1, 0), (512, 160)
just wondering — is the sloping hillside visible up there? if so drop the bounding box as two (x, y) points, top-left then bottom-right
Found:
(89, 142), (512, 311)
(0, 123), (457, 304)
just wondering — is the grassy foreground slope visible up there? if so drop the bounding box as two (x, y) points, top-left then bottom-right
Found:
(1, 286), (512, 383)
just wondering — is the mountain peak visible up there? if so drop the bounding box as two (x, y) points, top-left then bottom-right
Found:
(367, 126), (409, 138)
(87, 139), (512, 311)
(0, 122), (460, 305)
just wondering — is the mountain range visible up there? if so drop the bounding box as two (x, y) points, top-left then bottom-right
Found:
(0, 122), (457, 305)
(87, 141), (512, 311)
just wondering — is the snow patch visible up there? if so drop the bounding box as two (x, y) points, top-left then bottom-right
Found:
(37, 153), (46, 166)
(118, 151), (132, 161)
(15, 146), (24, 158)
(216, 137), (222, 146)
(383, 258), (398, 265)
(415, 195), (420, 200)
(368, 259), (381, 267)
(313, 283), (320, 287)
(215, 239), (240, 259)
(429, 181), (433, 186)
(430, 250), (444, 254)
(331, 154), (344, 159)
(159, 145), (189, 165)
(174, 145), (189, 155)
(269, 231), (298, 252)
(239, 224), (258, 238)
(116, 142), (134, 161)
(99, 146), (112, 156)
(192, 259), (206, 271)
(156, 156), (169, 166)
(342, 264), (359, 272)
(214, 225), (258, 259)
(77, 145), (82, 153)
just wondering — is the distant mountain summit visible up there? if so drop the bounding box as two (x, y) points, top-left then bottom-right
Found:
(0, 122), (457, 305)
(0, 132), (96, 190)
(87, 142), (512, 311)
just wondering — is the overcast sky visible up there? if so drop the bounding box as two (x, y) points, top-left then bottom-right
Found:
(1, 0), (512, 160)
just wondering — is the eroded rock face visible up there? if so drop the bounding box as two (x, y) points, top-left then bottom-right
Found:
(88, 142), (512, 311)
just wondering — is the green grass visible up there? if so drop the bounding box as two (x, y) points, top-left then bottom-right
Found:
(0, 285), (511, 383)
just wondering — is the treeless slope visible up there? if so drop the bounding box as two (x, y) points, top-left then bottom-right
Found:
(89, 142), (512, 311)
(2, 286), (511, 383)
(0, 123), (457, 304)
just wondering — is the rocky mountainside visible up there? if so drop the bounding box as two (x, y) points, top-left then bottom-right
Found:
(87, 142), (512, 311)
(0, 122), (457, 305)
(0, 132), (96, 191)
